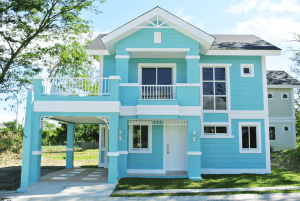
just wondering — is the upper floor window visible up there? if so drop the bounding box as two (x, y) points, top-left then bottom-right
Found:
(241, 64), (254, 77)
(202, 67), (227, 110)
(281, 92), (289, 100)
(268, 92), (274, 99)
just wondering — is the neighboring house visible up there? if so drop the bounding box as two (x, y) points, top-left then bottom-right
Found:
(0, 122), (5, 130)
(19, 7), (282, 189)
(267, 71), (300, 151)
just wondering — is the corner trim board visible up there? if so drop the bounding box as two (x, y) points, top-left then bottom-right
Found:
(32, 151), (43, 155)
(107, 152), (120, 156)
(66, 148), (74, 151)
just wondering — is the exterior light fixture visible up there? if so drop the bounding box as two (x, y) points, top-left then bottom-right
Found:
(192, 131), (196, 141)
(119, 130), (123, 141)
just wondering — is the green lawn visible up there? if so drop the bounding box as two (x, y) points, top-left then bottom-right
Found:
(42, 146), (99, 160)
(116, 167), (300, 190)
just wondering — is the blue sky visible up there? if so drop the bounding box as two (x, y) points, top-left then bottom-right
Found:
(1, 0), (300, 124)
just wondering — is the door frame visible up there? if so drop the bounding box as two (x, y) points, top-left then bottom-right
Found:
(98, 124), (109, 168)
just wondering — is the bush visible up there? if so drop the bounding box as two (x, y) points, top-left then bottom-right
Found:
(0, 131), (23, 153)
(270, 146), (274, 153)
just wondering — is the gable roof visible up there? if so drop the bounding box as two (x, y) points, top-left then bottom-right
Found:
(267, 71), (300, 87)
(211, 35), (280, 50)
(87, 6), (215, 55)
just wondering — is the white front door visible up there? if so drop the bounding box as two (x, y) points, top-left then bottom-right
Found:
(165, 125), (188, 171)
(99, 125), (109, 168)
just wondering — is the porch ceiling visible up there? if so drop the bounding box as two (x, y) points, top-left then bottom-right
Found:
(48, 116), (107, 124)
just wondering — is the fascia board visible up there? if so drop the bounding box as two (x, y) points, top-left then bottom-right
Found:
(86, 49), (110, 55)
(267, 85), (300, 88)
(206, 50), (281, 56)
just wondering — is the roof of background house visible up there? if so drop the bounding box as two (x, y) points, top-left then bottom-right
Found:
(267, 71), (300, 85)
(86, 34), (280, 51)
(211, 35), (281, 50)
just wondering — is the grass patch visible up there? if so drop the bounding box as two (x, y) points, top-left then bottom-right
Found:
(111, 189), (300, 197)
(116, 167), (300, 190)
(42, 147), (99, 160)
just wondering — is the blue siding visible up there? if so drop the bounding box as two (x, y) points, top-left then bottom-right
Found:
(116, 28), (199, 55)
(103, 54), (116, 77)
(120, 87), (139, 106)
(127, 125), (163, 169)
(201, 119), (266, 169)
(177, 87), (200, 106)
(203, 113), (228, 122)
(200, 55), (264, 110)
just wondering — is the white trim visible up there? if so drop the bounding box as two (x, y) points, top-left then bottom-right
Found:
(269, 117), (296, 120)
(115, 55), (130, 59)
(187, 152), (202, 155)
(238, 122), (262, 154)
(86, 49), (110, 55)
(265, 118), (271, 173)
(129, 124), (152, 154)
(126, 48), (190, 52)
(201, 169), (270, 174)
(34, 101), (121, 113)
(292, 88), (296, 117)
(108, 76), (121, 81)
(66, 148), (74, 151)
(33, 76), (43, 79)
(119, 151), (129, 155)
(32, 151), (43, 155)
(107, 152), (120, 157)
(231, 111), (268, 119)
(176, 83), (201, 87)
(201, 135), (234, 139)
(136, 105), (179, 115)
(189, 177), (203, 180)
(268, 92), (274, 100)
(261, 56), (268, 115)
(120, 106), (137, 116)
(163, 125), (166, 173)
(138, 63), (177, 86)
(179, 106), (201, 116)
(268, 85), (300, 88)
(281, 92), (289, 100)
(269, 119), (296, 123)
(127, 169), (166, 174)
(186, 55), (200, 60)
(119, 83), (139, 87)
(206, 50), (281, 56)
(240, 64), (254, 77)
(154, 32), (161, 43)
(200, 63), (232, 67)
(283, 125), (291, 132)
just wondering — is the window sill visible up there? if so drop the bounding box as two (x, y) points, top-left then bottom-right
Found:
(201, 135), (234, 138)
(240, 150), (262, 154)
(129, 149), (152, 154)
(270, 140), (277, 143)
(202, 110), (228, 113)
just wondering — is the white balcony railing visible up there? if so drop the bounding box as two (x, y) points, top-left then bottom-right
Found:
(140, 85), (176, 100)
(42, 77), (110, 96)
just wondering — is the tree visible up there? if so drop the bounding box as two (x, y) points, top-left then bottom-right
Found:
(3, 119), (23, 132)
(0, 0), (103, 101)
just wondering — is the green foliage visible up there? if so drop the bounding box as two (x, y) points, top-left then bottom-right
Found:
(75, 124), (99, 142)
(0, 0), (104, 102)
(0, 131), (23, 153)
(2, 119), (23, 132)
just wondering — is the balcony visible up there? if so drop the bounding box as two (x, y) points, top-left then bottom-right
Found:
(140, 85), (176, 100)
(33, 76), (120, 102)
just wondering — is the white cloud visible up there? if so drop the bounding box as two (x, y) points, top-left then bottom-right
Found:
(228, 0), (300, 14)
(233, 16), (300, 41)
(175, 9), (204, 29)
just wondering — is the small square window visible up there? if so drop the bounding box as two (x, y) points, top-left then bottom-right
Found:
(241, 64), (254, 77)
(268, 92), (274, 99)
(283, 125), (290, 132)
(281, 92), (289, 100)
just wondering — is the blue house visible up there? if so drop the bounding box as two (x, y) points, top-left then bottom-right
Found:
(20, 7), (281, 188)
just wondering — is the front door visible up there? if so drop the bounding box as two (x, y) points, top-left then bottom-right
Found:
(99, 125), (109, 168)
(165, 125), (188, 171)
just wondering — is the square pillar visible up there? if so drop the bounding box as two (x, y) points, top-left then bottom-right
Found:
(19, 91), (34, 190)
(30, 114), (43, 183)
(186, 56), (200, 83)
(108, 113), (119, 183)
(118, 116), (129, 178)
(187, 116), (202, 180)
(66, 123), (75, 169)
(116, 55), (129, 83)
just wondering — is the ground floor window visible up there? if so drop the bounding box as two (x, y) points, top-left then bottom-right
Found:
(269, 126), (276, 141)
(129, 124), (152, 154)
(239, 122), (261, 153)
(204, 126), (228, 135)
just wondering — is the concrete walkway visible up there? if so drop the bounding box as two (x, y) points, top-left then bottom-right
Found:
(114, 185), (300, 195)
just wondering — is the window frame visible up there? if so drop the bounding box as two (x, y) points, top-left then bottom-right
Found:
(283, 125), (290, 132)
(200, 64), (231, 111)
(129, 123), (152, 154)
(239, 122), (262, 154)
(201, 122), (233, 138)
(281, 92), (289, 100)
(269, 126), (276, 142)
(268, 92), (274, 100)
(240, 64), (254, 77)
